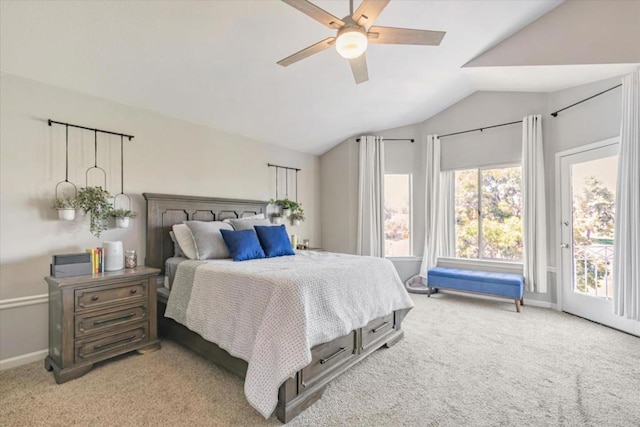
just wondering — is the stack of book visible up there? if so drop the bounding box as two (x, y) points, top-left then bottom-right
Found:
(86, 248), (105, 274)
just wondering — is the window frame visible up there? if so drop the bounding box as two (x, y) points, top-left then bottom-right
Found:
(383, 173), (414, 258)
(454, 162), (522, 262)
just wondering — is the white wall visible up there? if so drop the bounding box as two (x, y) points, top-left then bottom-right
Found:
(0, 73), (321, 362)
(319, 122), (424, 283)
(465, 0), (640, 67)
(320, 78), (627, 304)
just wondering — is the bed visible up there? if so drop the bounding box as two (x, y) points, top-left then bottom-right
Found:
(143, 193), (413, 423)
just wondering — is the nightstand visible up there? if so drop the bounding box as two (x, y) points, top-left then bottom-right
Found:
(44, 266), (161, 383)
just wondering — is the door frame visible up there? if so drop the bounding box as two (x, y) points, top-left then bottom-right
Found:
(554, 137), (619, 312)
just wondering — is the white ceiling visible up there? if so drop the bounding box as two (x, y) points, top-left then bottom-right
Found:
(1, 0), (635, 155)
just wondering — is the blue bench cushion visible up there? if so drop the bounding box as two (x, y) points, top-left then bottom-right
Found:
(427, 267), (524, 299)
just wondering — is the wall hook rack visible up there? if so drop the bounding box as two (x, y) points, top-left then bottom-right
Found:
(268, 163), (301, 202)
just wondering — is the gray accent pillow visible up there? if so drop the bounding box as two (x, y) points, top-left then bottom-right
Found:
(226, 217), (272, 231)
(169, 231), (186, 258)
(184, 221), (234, 259)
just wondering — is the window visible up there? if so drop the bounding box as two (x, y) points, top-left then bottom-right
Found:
(454, 166), (522, 260)
(384, 174), (412, 257)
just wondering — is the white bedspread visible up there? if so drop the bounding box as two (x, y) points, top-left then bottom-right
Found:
(164, 251), (414, 418)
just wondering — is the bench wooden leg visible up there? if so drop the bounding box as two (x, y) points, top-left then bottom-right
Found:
(427, 286), (432, 297)
(520, 297), (524, 306)
(515, 299), (521, 313)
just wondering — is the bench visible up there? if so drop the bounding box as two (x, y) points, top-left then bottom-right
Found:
(426, 267), (525, 312)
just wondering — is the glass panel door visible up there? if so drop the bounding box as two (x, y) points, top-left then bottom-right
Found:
(559, 140), (638, 336)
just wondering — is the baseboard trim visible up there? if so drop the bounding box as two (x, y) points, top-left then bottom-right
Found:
(439, 290), (557, 310)
(0, 349), (47, 371)
(524, 299), (558, 310)
(0, 293), (48, 310)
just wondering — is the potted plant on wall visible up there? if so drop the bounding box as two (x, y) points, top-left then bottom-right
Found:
(290, 208), (305, 226)
(77, 186), (112, 238)
(271, 212), (284, 224)
(51, 195), (79, 221)
(270, 199), (299, 217)
(109, 208), (137, 229)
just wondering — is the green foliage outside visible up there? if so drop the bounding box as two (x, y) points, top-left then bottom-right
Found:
(572, 177), (615, 293)
(455, 167), (522, 260)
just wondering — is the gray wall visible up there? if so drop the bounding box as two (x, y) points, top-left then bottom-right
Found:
(0, 73), (321, 363)
(320, 78), (626, 304)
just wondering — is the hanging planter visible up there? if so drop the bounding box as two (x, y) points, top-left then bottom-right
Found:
(57, 207), (77, 221)
(110, 208), (137, 229)
(290, 207), (305, 226)
(51, 124), (79, 221)
(51, 186), (78, 221)
(78, 131), (112, 238)
(270, 198), (299, 218)
(78, 186), (112, 238)
(110, 135), (136, 229)
(271, 213), (284, 224)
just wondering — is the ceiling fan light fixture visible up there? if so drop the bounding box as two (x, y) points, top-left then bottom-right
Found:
(335, 26), (368, 59)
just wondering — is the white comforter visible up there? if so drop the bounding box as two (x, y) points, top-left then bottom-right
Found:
(164, 251), (414, 418)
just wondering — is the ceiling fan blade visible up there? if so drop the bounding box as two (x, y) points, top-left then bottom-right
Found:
(368, 26), (446, 45)
(282, 0), (344, 29)
(277, 37), (336, 67)
(352, 0), (390, 27)
(348, 54), (369, 84)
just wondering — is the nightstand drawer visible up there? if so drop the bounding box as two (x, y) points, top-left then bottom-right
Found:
(75, 303), (148, 338)
(75, 322), (148, 363)
(75, 280), (147, 311)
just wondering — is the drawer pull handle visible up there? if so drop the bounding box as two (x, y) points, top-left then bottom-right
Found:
(320, 347), (346, 364)
(93, 313), (136, 326)
(372, 322), (390, 333)
(94, 334), (137, 351)
(130, 289), (137, 294)
(91, 295), (99, 301)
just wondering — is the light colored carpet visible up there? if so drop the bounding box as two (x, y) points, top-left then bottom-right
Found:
(1, 293), (639, 426)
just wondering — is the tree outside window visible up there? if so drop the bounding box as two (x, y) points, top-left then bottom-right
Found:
(384, 174), (412, 257)
(455, 166), (522, 260)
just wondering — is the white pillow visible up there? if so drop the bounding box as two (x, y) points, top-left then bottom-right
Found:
(172, 224), (198, 260)
(184, 221), (234, 260)
(222, 213), (265, 224)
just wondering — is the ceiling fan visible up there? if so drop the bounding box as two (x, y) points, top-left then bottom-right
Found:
(277, 0), (446, 84)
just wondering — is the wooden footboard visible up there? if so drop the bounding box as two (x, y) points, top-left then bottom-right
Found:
(157, 291), (408, 423)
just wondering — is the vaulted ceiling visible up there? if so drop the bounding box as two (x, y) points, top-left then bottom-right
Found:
(1, 1), (638, 154)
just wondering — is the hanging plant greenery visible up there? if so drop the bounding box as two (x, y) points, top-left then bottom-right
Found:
(78, 186), (112, 238)
(108, 208), (137, 219)
(269, 199), (300, 211)
(290, 208), (305, 222)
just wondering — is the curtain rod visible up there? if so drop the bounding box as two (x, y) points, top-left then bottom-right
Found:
(355, 138), (414, 142)
(550, 84), (622, 117)
(267, 163), (301, 172)
(439, 120), (522, 138)
(48, 119), (135, 140)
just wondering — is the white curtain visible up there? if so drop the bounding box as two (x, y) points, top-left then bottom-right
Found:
(614, 70), (640, 320)
(522, 115), (548, 293)
(357, 135), (385, 257)
(406, 135), (454, 292)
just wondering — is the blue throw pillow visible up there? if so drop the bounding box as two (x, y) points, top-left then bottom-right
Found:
(254, 225), (295, 258)
(220, 229), (266, 262)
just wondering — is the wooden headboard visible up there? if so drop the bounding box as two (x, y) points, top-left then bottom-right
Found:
(143, 193), (269, 273)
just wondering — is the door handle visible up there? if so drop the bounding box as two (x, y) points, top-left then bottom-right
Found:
(560, 243), (569, 249)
